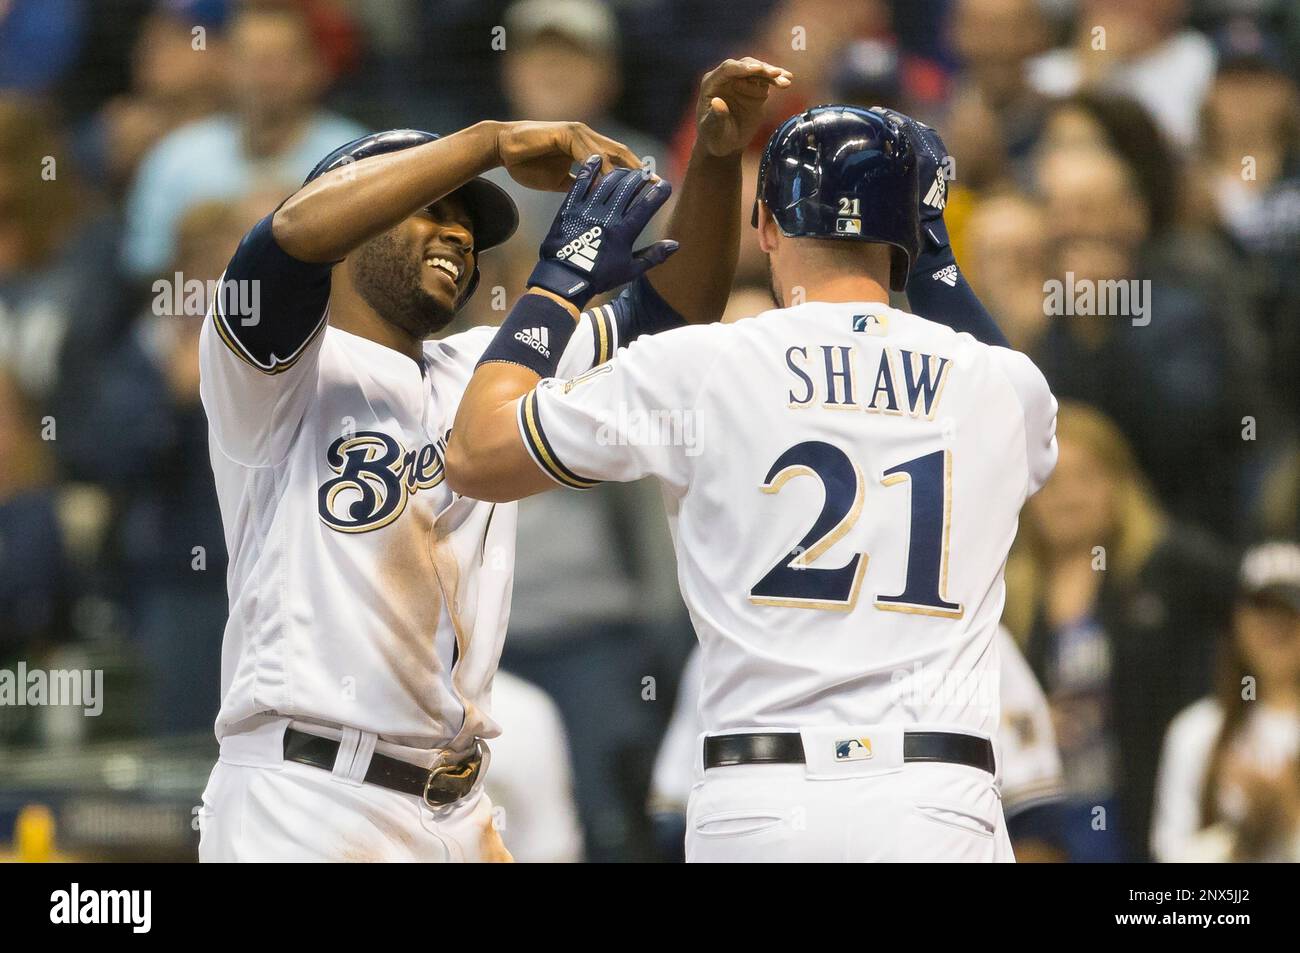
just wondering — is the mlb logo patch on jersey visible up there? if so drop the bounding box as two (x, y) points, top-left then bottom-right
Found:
(835, 737), (873, 762)
(835, 217), (862, 235)
(852, 312), (888, 335)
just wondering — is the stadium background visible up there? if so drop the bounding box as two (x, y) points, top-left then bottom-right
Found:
(1, 0), (1298, 862)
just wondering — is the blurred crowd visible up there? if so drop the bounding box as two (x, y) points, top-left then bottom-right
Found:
(1, 0), (1298, 862)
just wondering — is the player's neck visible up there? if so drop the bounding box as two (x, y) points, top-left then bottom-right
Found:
(328, 270), (427, 362)
(329, 296), (426, 362)
(781, 274), (890, 308)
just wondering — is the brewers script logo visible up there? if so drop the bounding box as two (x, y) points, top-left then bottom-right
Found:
(318, 431), (446, 533)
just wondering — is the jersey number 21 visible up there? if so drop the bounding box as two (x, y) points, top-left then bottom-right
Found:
(749, 441), (963, 617)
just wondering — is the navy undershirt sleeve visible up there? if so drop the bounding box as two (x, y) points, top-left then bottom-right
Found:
(906, 240), (1010, 349)
(214, 213), (333, 369)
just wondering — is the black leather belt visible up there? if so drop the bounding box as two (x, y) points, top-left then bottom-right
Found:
(283, 728), (483, 807)
(704, 730), (995, 774)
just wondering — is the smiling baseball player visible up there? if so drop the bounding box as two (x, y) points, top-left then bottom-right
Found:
(447, 106), (1057, 862)
(197, 58), (793, 862)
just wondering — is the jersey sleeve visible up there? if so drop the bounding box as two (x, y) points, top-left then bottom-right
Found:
(556, 278), (687, 378)
(990, 347), (1059, 498)
(439, 279), (685, 380)
(199, 213), (332, 466)
(517, 323), (720, 493)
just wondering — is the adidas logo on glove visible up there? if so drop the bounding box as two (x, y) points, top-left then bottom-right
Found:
(555, 226), (603, 272)
(513, 326), (551, 358)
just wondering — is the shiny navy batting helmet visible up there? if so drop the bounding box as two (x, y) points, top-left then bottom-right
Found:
(303, 129), (519, 305)
(752, 105), (919, 291)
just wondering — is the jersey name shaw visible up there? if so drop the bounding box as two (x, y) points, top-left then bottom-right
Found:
(784, 341), (952, 418)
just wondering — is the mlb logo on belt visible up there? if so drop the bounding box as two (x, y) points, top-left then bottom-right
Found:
(834, 737), (873, 762)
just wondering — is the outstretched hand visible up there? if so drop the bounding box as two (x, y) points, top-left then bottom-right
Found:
(496, 120), (643, 192)
(696, 57), (794, 157)
(528, 155), (677, 308)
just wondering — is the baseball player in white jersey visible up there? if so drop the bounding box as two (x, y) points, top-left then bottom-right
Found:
(196, 59), (795, 862)
(447, 106), (1058, 861)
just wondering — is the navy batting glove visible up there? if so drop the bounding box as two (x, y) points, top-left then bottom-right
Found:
(528, 155), (679, 309)
(871, 108), (952, 252)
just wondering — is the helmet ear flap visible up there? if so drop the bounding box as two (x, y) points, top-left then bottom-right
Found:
(889, 247), (911, 292)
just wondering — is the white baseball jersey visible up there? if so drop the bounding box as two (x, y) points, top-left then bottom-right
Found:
(200, 215), (644, 753)
(520, 301), (1058, 738)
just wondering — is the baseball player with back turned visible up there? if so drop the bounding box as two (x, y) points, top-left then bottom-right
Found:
(196, 58), (793, 862)
(447, 106), (1058, 862)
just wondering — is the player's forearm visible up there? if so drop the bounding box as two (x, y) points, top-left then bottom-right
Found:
(446, 362), (552, 503)
(643, 147), (742, 324)
(272, 121), (503, 263)
(906, 247), (1010, 349)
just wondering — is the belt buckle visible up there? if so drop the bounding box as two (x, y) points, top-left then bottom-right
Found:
(421, 739), (485, 808)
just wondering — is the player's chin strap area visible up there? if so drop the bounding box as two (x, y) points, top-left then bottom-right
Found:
(283, 728), (486, 808)
(704, 730), (996, 774)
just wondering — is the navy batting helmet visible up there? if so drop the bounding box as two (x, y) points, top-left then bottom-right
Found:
(752, 105), (919, 291)
(303, 129), (519, 304)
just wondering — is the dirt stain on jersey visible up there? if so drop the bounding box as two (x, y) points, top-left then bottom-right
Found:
(371, 495), (445, 719)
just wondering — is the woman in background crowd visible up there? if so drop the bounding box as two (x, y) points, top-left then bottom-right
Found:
(1151, 541), (1300, 862)
(1004, 402), (1234, 860)
(1028, 93), (1263, 539)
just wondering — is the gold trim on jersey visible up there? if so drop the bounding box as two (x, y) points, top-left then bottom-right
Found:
(749, 558), (868, 613)
(518, 390), (601, 490)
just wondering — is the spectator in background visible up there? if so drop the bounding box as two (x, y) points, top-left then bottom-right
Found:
(1031, 95), (1262, 537)
(1152, 541), (1300, 862)
(57, 198), (268, 735)
(0, 98), (123, 403)
(0, 368), (68, 661)
(1004, 402), (1234, 861)
(959, 190), (1052, 352)
(0, 0), (86, 95)
(83, 0), (232, 192)
(944, 0), (1052, 191)
(490, 0), (666, 259)
(1029, 0), (1217, 150)
(1199, 20), (1300, 421)
(121, 0), (365, 279)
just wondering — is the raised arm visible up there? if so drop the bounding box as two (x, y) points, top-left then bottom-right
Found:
(272, 121), (643, 264)
(873, 108), (1010, 349)
(643, 58), (792, 324)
